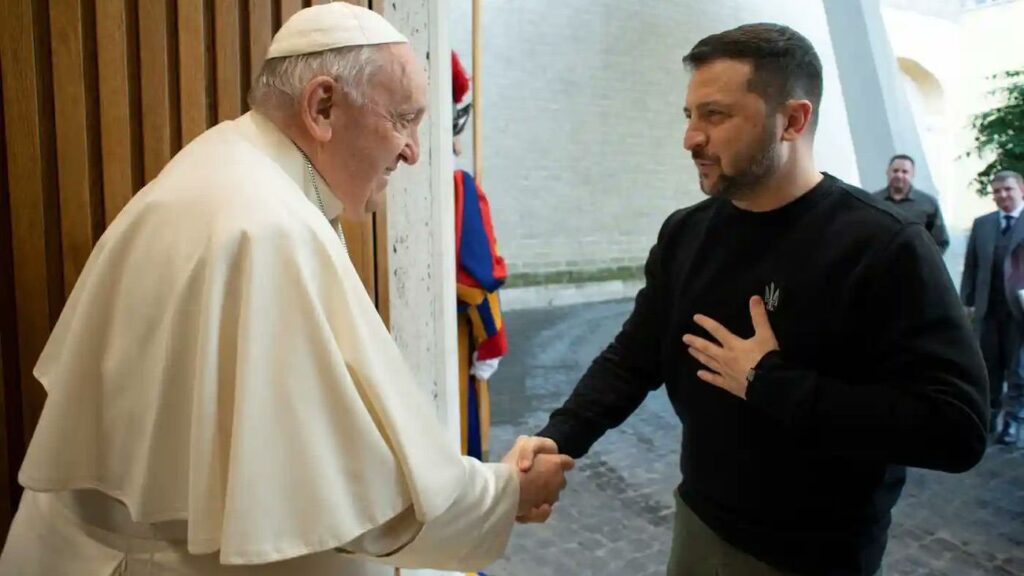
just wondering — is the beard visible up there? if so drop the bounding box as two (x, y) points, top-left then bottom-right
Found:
(695, 124), (780, 200)
(888, 179), (909, 193)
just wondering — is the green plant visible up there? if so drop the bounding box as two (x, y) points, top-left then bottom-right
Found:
(965, 69), (1024, 196)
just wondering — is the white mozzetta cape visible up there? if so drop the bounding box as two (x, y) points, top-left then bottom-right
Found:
(17, 112), (517, 568)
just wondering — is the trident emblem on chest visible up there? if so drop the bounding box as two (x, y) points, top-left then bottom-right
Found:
(764, 282), (781, 312)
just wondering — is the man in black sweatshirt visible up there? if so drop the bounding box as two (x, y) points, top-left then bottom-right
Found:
(529, 23), (989, 576)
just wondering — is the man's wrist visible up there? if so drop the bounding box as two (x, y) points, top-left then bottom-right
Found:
(745, 350), (784, 394)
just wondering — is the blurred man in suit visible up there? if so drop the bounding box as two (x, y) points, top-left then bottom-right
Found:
(962, 170), (1024, 446)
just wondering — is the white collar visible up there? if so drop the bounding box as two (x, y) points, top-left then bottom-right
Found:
(236, 111), (344, 222)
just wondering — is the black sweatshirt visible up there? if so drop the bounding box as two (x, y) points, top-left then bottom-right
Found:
(538, 174), (988, 576)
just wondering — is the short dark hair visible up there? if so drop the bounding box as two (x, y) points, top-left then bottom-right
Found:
(992, 170), (1023, 187)
(683, 23), (823, 131)
(889, 154), (915, 167)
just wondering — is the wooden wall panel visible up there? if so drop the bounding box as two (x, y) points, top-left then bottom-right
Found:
(50, 0), (103, 295)
(249, 0), (274, 83)
(341, 216), (378, 306)
(374, 205), (390, 328)
(215, 1), (244, 121)
(0, 0), (63, 444)
(178, 0), (212, 144)
(280, 0), (305, 21)
(138, 0), (179, 182)
(0, 62), (20, 543)
(96, 0), (141, 225)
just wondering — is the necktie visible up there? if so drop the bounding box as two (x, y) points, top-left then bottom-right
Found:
(1003, 214), (1015, 236)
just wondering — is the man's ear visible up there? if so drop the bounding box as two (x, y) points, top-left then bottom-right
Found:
(300, 76), (336, 143)
(781, 99), (813, 141)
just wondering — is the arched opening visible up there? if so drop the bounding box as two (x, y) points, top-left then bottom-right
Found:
(898, 57), (949, 204)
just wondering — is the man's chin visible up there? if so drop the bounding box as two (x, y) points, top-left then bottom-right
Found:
(364, 190), (386, 214)
(702, 177), (749, 201)
(698, 174), (714, 195)
(699, 177), (726, 198)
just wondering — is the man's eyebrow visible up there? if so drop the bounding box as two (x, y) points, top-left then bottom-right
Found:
(696, 101), (731, 110)
(684, 101), (732, 113)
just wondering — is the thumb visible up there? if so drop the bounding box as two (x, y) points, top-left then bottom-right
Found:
(518, 437), (557, 470)
(519, 453), (534, 472)
(559, 455), (576, 471)
(749, 295), (774, 336)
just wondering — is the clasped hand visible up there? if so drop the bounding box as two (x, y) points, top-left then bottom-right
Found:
(501, 436), (574, 523)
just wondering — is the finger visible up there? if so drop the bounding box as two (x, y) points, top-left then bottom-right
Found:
(696, 369), (727, 389)
(517, 504), (553, 524)
(749, 296), (774, 336)
(558, 455), (576, 472)
(693, 314), (737, 345)
(531, 455), (569, 496)
(511, 436), (535, 472)
(687, 346), (722, 373)
(532, 505), (553, 523)
(515, 436), (558, 471)
(682, 334), (723, 359)
(535, 457), (569, 494)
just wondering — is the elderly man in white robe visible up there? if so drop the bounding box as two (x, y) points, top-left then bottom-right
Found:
(0, 4), (572, 575)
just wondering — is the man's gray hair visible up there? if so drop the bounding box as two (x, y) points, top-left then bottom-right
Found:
(248, 44), (386, 113)
(992, 170), (1024, 187)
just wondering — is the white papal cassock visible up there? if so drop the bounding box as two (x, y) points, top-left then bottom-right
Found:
(0, 110), (519, 575)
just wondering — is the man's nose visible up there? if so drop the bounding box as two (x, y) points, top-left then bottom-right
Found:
(401, 131), (420, 166)
(684, 127), (706, 151)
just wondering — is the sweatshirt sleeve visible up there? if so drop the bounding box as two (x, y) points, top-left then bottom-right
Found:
(537, 211), (683, 458)
(928, 197), (950, 254)
(746, 224), (989, 473)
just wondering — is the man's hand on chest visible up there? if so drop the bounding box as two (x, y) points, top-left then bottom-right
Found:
(681, 295), (781, 399)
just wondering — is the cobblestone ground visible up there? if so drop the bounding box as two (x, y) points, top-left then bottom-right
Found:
(482, 298), (1024, 576)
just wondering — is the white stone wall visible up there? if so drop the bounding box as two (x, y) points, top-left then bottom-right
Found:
(449, 0), (859, 278)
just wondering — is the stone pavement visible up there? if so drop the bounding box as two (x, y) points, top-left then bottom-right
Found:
(481, 299), (1024, 576)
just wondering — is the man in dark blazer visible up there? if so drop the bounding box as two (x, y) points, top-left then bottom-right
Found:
(962, 170), (1024, 446)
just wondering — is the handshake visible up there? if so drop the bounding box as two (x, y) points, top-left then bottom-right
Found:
(500, 436), (575, 524)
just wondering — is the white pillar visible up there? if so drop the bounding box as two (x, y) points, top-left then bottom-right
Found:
(824, 0), (937, 193)
(380, 3), (459, 575)
(381, 0), (458, 447)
